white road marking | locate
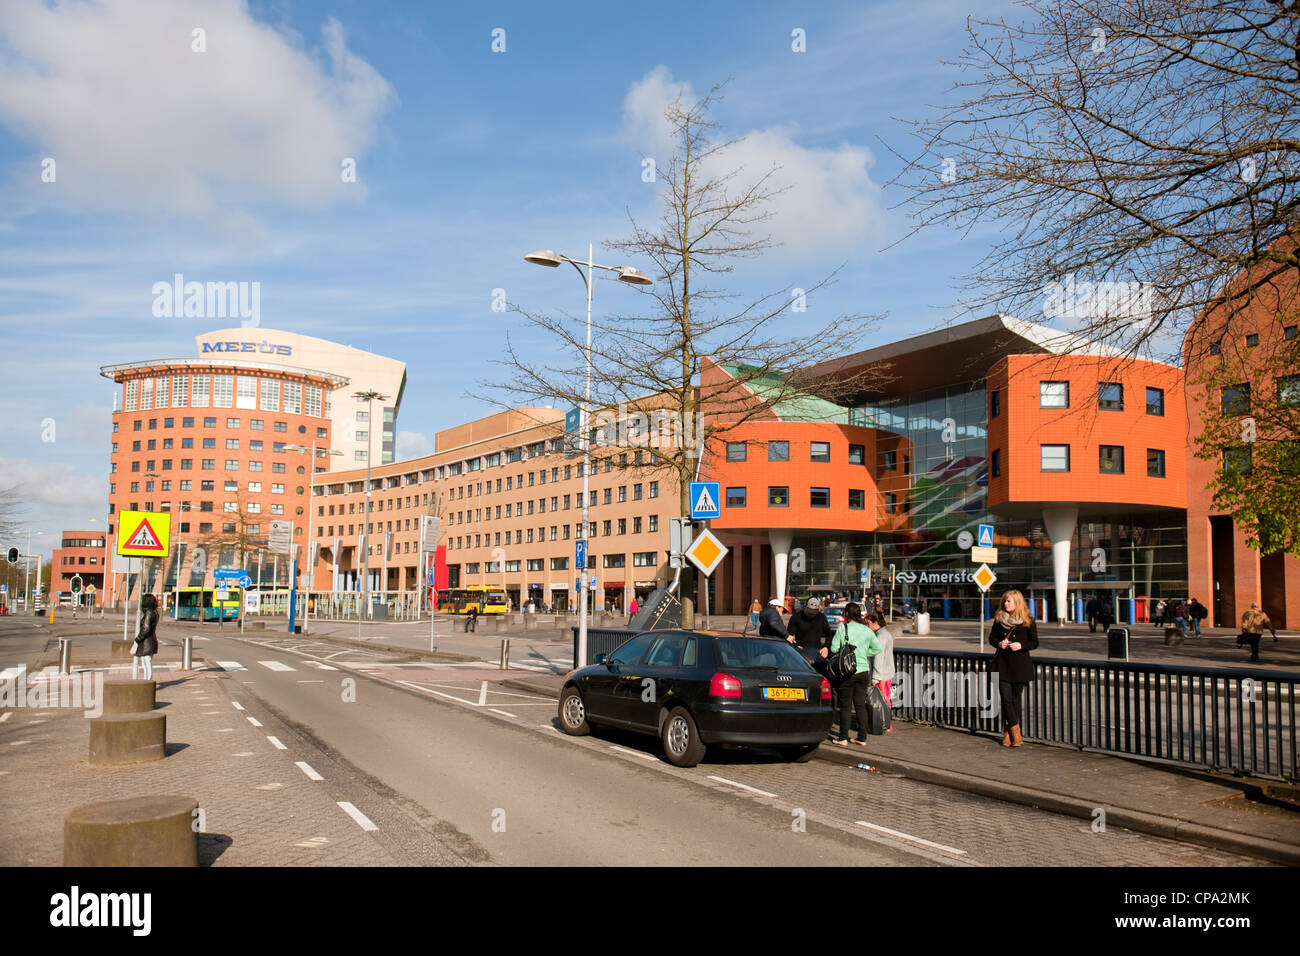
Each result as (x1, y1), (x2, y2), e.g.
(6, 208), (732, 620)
(294, 836), (330, 849)
(854, 820), (967, 855)
(267, 735), (287, 750)
(0, 712), (10, 723)
(295, 761), (324, 781)
(478, 681), (488, 706)
(216, 728), (234, 733)
(215, 661), (245, 671)
(488, 708), (518, 718)
(296, 680), (324, 683)
(256, 782), (283, 791)
(337, 801), (378, 831)
(247, 717), (263, 727)
(231, 701), (244, 710)
(609, 745), (656, 761)
(258, 660), (296, 672)
(10, 740), (31, 746)
(233, 751), (254, 756)
(306, 661), (338, 670)
(708, 775), (778, 798)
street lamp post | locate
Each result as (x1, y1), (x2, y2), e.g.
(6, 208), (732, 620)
(169, 501), (191, 620)
(287, 442), (342, 632)
(352, 391), (388, 623)
(524, 246), (651, 667)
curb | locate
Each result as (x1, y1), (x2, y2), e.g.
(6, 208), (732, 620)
(498, 675), (1300, 866)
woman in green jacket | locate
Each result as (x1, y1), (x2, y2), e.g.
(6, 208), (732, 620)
(820, 602), (882, 745)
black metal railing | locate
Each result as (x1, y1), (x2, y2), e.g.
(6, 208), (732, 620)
(892, 649), (1298, 780)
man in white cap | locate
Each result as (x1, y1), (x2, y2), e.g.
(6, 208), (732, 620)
(758, 597), (788, 639)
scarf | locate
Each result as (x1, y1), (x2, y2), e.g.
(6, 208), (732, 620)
(995, 609), (1022, 630)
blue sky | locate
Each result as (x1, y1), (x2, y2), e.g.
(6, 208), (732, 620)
(0, 0), (1017, 554)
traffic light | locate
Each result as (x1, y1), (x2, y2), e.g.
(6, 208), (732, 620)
(70, 576), (82, 593)
(6, 547), (16, 563)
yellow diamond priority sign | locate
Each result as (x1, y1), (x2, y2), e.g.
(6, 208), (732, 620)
(683, 527), (729, 577)
(116, 510), (172, 557)
(973, 563), (997, 593)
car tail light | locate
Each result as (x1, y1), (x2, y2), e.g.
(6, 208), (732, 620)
(820, 678), (832, 700)
(709, 672), (742, 698)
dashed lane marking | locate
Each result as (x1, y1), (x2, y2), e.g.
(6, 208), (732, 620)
(231, 701), (244, 710)
(708, 775), (778, 798)
(854, 820), (967, 856)
(337, 801), (378, 832)
(305, 661), (338, 670)
(489, 708), (518, 718)
(247, 717), (263, 727)
(267, 735), (287, 750)
(0, 713), (10, 723)
(295, 761), (324, 781)
(609, 745), (656, 761)
(258, 660), (296, 672)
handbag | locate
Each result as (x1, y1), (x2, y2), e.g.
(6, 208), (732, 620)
(825, 624), (858, 682)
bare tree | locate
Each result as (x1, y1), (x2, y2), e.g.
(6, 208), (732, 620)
(888, 0), (1300, 363)
(484, 83), (890, 622)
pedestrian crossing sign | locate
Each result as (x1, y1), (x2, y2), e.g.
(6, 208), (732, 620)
(977, 523), (994, 548)
(689, 481), (721, 519)
(116, 510), (172, 557)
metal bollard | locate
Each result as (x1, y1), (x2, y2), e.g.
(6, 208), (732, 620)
(58, 639), (72, 675)
(499, 638), (510, 670)
(182, 636), (193, 671)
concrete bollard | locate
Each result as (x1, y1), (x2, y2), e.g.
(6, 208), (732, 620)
(89, 712), (166, 766)
(101, 679), (157, 715)
(64, 795), (199, 867)
(524, 615), (538, 631)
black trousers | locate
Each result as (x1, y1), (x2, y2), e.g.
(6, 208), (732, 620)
(838, 672), (874, 741)
(999, 680), (1027, 729)
(1239, 632), (1261, 661)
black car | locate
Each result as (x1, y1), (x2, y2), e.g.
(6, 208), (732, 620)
(558, 629), (833, 767)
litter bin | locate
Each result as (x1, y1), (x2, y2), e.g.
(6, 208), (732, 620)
(915, 611), (931, 636)
(369, 598), (388, 621)
(1106, 626), (1129, 661)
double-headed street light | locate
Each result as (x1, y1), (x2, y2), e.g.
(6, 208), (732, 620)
(524, 245), (652, 668)
(353, 391), (389, 619)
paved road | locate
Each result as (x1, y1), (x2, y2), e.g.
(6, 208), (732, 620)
(195, 631), (1268, 867)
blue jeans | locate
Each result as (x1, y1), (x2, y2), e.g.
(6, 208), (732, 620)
(1191, 618), (1201, 637)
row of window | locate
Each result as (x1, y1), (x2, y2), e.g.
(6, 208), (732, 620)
(725, 441), (867, 464)
(321, 514), (663, 548)
(459, 552), (658, 574)
(1208, 325), (1298, 354)
(1220, 377), (1300, 415)
(123, 375), (325, 417)
(123, 460), (303, 476)
(723, 486), (868, 509)
(443, 477), (660, 502)
(60, 555), (100, 564)
(119, 415), (322, 433)
(113, 480), (290, 496)
(992, 382), (1167, 415)
(988, 446), (1167, 477)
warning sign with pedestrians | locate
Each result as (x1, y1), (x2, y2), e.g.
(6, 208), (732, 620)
(116, 510), (172, 557)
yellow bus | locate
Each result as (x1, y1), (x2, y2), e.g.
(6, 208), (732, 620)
(174, 586), (241, 622)
(436, 586), (509, 615)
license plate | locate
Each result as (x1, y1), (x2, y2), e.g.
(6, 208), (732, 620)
(763, 687), (806, 701)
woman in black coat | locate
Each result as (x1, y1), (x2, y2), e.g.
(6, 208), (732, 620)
(133, 593), (159, 681)
(988, 589), (1038, 747)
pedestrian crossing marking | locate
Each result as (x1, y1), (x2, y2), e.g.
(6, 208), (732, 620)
(215, 661), (246, 671)
(258, 660), (296, 672)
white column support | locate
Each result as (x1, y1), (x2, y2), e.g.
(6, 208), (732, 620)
(1042, 505), (1079, 626)
(769, 529), (793, 603)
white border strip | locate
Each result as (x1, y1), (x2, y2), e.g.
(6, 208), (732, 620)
(854, 820), (966, 855)
(337, 801), (378, 831)
(708, 775), (778, 798)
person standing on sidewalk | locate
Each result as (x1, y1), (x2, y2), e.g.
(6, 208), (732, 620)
(464, 604), (478, 633)
(819, 603), (882, 745)
(1238, 603), (1277, 662)
(787, 596), (833, 652)
(1187, 597), (1207, 638)
(748, 597), (762, 633)
(865, 609), (895, 733)
(132, 593), (159, 681)
(989, 589), (1038, 748)
(758, 598), (788, 639)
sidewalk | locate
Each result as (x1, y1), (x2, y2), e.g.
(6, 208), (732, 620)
(501, 669), (1300, 865)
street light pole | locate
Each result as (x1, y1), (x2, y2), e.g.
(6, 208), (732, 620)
(523, 247), (651, 668)
(352, 392), (388, 625)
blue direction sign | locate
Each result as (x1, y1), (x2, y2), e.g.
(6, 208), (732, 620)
(214, 568), (242, 580)
(977, 524), (994, 548)
(689, 481), (721, 519)
(565, 407), (580, 434)
(860, 568), (870, 584)
(428, 569), (437, 587)
(575, 540), (586, 572)
(237, 574), (252, 589)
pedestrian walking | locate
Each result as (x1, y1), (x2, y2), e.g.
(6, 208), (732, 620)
(988, 589), (1038, 748)
(464, 604), (478, 633)
(1238, 603), (1277, 662)
(1154, 598), (1166, 628)
(864, 609), (895, 733)
(819, 603), (882, 745)
(1187, 598), (1207, 638)
(758, 598), (788, 639)
(1085, 595), (1101, 632)
(748, 597), (762, 633)
(1172, 599), (1187, 636)
(132, 593), (159, 681)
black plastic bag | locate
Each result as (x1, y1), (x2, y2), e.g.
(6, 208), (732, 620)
(866, 684), (891, 735)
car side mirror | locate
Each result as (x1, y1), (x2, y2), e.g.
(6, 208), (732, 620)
(594, 653), (608, 665)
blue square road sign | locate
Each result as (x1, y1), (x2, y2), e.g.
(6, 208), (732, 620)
(977, 524), (994, 548)
(689, 482), (721, 519)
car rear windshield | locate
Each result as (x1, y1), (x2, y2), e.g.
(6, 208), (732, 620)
(714, 638), (811, 670)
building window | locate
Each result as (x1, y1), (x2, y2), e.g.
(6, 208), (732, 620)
(649, 481), (658, 498)
(1098, 382), (1124, 411)
(885, 492), (897, 514)
(1041, 445), (1070, 472)
(848, 443), (865, 465)
(726, 442), (746, 462)
(1285, 325), (1297, 340)
(1277, 374), (1300, 406)
(1223, 446), (1252, 475)
(550, 557), (568, 571)
(810, 442), (830, 462)
(1147, 449), (1166, 477)
(848, 489), (865, 510)
(213, 375), (233, 408)
(1040, 381), (1069, 408)
(226, 439), (239, 450)
(883, 450), (896, 470)
(1209, 341), (1222, 355)
(810, 487), (830, 507)
(768, 441), (789, 462)
(648, 515), (658, 533)
(990, 390), (1000, 417)
(1246, 333), (1259, 347)
(768, 486), (788, 506)
(726, 487), (746, 507)
(1145, 387), (1165, 416)
(991, 449), (1001, 478)
(603, 553), (625, 569)
(1099, 445), (1125, 474)
(1221, 383), (1251, 416)
(617, 518), (626, 535)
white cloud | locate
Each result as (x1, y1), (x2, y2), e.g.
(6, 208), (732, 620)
(621, 67), (883, 260)
(0, 0), (397, 223)
(395, 430), (431, 459)
(0, 457), (106, 516)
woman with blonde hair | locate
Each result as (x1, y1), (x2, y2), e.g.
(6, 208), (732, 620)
(988, 589), (1038, 747)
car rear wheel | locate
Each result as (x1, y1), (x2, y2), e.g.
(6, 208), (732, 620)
(558, 686), (591, 736)
(661, 707), (706, 767)
(781, 744), (820, 763)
